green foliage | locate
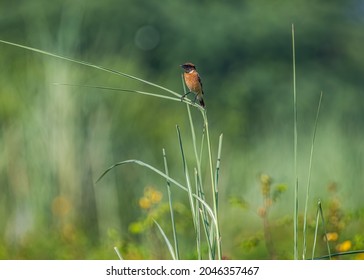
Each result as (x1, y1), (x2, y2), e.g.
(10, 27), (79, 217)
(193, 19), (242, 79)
(1, 0), (364, 259)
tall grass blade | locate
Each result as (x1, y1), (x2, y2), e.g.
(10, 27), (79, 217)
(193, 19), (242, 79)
(176, 125), (208, 257)
(176, 125), (197, 228)
(215, 134), (223, 191)
(181, 75), (212, 258)
(0, 39), (180, 97)
(184, 91), (205, 203)
(302, 91), (323, 260)
(153, 219), (176, 260)
(318, 201), (331, 259)
(212, 133), (223, 248)
(292, 23), (299, 260)
(199, 209), (213, 259)
(162, 148), (179, 260)
(195, 168), (214, 260)
(186, 103), (202, 181)
(194, 169), (202, 259)
(312, 200), (331, 260)
(202, 110), (222, 260)
(199, 125), (206, 163)
(312, 201), (320, 259)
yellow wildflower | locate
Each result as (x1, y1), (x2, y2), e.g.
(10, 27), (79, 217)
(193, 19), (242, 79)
(325, 232), (339, 242)
(336, 240), (352, 252)
(139, 197), (152, 209)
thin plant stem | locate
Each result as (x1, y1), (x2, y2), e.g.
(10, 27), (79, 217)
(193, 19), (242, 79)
(154, 220), (176, 260)
(176, 125), (197, 228)
(163, 148), (179, 260)
(292, 23), (299, 260)
(199, 126), (206, 163)
(312, 200), (331, 260)
(302, 91), (323, 260)
(313, 250), (364, 260)
(202, 110), (222, 260)
(54, 83), (181, 102)
(318, 201), (331, 259)
(181, 74), (215, 259)
(312, 201), (320, 260)
(194, 168), (202, 259)
(180, 74), (204, 179)
(215, 134), (223, 192)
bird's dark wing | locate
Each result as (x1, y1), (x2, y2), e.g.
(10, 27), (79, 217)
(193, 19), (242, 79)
(198, 74), (204, 95)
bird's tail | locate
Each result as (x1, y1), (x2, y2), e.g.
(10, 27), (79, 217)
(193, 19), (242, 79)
(199, 91), (205, 108)
(199, 97), (205, 108)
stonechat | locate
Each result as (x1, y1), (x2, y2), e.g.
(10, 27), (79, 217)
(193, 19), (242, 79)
(180, 62), (205, 108)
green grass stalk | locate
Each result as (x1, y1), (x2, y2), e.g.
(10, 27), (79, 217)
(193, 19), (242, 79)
(163, 148), (179, 260)
(176, 125), (197, 229)
(54, 83), (181, 102)
(202, 110), (222, 260)
(318, 201), (331, 259)
(154, 219), (177, 260)
(313, 250), (364, 260)
(181, 77), (213, 258)
(194, 168), (203, 259)
(312, 200), (320, 259)
(302, 92), (323, 260)
(312, 200), (331, 260)
(292, 23), (299, 260)
(180, 74), (221, 259)
(215, 134), (223, 197)
(114, 247), (123, 260)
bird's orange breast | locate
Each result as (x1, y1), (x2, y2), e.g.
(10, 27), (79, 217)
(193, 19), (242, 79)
(184, 71), (202, 94)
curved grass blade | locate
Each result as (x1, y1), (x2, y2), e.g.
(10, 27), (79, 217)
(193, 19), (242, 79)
(54, 83), (181, 102)
(95, 159), (218, 230)
(154, 219), (176, 260)
(0, 39), (179, 97)
(313, 250), (364, 260)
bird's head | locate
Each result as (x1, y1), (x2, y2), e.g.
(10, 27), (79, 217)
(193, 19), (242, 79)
(180, 62), (196, 73)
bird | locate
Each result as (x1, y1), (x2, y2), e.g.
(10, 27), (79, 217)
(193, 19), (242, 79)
(180, 62), (205, 108)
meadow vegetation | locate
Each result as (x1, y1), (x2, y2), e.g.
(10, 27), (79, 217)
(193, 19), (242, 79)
(1, 0), (364, 259)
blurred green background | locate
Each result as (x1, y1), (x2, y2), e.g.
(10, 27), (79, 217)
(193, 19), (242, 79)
(1, 0), (364, 259)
